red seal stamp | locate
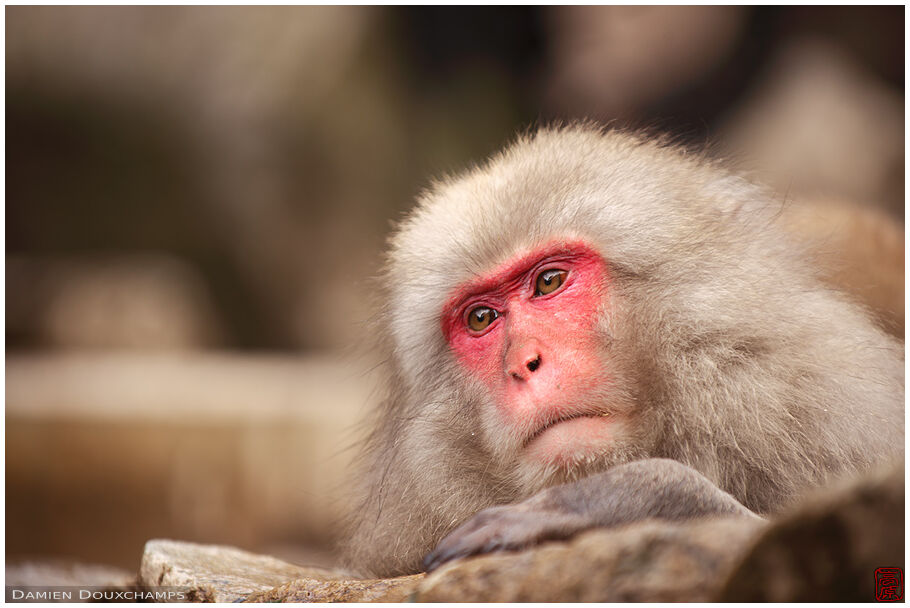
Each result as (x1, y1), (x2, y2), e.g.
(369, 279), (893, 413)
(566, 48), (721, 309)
(875, 567), (903, 601)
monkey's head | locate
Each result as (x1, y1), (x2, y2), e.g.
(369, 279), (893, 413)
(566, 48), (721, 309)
(348, 124), (902, 576)
(380, 125), (793, 493)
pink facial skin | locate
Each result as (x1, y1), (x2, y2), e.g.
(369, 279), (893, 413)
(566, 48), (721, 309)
(441, 240), (616, 467)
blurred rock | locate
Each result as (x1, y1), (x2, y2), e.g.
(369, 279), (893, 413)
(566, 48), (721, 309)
(5, 561), (135, 588)
(6, 7), (402, 351)
(719, 462), (904, 601)
(7, 255), (224, 350)
(544, 6), (746, 120)
(6, 352), (378, 570)
(6, 7), (371, 116)
(721, 39), (904, 217)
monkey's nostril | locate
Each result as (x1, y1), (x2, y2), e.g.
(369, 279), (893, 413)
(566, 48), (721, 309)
(526, 356), (541, 372)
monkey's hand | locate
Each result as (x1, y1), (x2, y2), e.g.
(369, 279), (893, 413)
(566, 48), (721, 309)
(423, 458), (760, 572)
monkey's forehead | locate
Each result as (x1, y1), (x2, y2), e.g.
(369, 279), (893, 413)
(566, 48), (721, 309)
(388, 126), (758, 293)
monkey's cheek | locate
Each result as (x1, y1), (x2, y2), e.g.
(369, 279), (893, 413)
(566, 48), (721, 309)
(523, 415), (616, 467)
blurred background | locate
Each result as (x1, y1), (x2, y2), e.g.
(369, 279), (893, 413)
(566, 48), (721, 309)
(6, 6), (904, 576)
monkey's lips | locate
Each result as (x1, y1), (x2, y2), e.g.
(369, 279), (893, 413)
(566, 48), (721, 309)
(522, 412), (616, 464)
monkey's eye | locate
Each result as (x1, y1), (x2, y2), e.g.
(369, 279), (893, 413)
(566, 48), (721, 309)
(534, 269), (568, 296)
(467, 306), (499, 332)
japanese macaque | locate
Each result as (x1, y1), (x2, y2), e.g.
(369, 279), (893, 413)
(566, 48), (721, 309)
(343, 125), (904, 577)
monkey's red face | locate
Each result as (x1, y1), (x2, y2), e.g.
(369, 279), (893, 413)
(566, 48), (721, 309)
(442, 241), (618, 468)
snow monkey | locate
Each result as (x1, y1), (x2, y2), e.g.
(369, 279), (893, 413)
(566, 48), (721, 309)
(343, 125), (904, 577)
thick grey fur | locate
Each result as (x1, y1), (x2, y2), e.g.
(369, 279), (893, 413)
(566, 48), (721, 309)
(342, 125), (904, 577)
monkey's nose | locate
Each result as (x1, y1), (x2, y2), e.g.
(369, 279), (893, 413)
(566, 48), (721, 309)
(509, 352), (542, 381)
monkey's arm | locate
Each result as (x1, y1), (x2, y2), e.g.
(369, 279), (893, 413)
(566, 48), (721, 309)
(423, 458), (762, 572)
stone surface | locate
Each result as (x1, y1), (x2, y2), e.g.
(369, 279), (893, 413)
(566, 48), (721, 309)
(139, 538), (423, 602)
(416, 517), (765, 602)
(139, 539), (345, 602)
(246, 574), (424, 602)
(719, 461), (905, 602)
(150, 521), (773, 603)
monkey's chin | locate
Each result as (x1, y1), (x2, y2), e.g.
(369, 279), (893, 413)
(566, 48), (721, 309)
(522, 415), (615, 469)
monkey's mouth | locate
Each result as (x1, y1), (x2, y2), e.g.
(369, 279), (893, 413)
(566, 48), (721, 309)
(522, 411), (612, 448)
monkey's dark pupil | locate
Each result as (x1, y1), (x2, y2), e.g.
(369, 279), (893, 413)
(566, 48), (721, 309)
(468, 307), (498, 331)
(535, 269), (567, 296)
